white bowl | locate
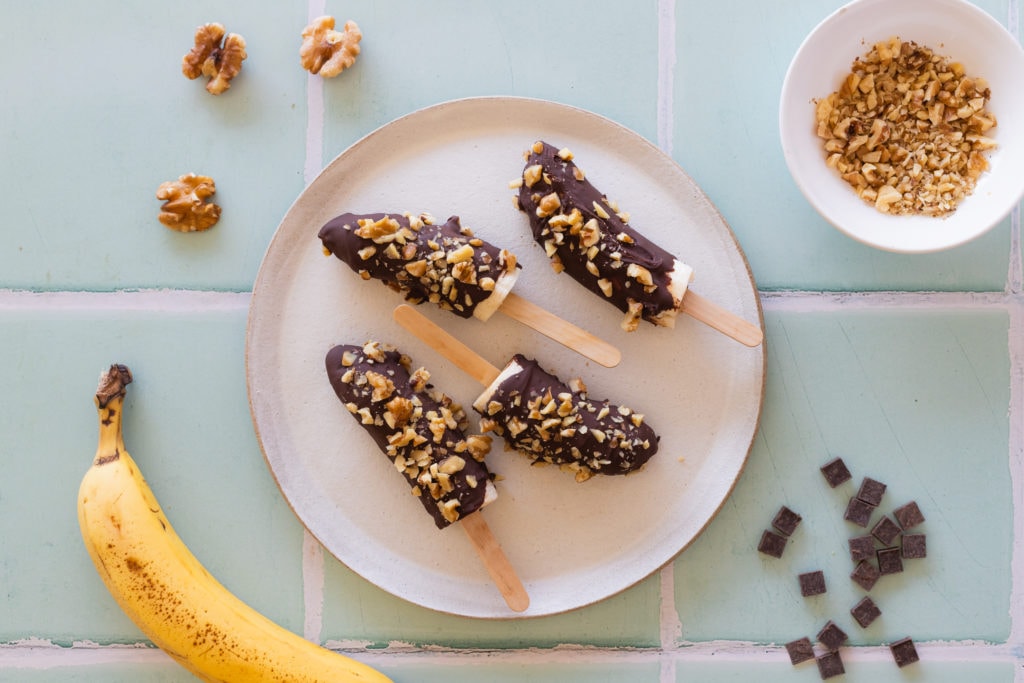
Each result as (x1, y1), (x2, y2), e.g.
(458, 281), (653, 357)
(779, 0), (1024, 253)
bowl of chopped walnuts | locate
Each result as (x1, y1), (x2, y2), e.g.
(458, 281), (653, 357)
(780, 0), (1024, 253)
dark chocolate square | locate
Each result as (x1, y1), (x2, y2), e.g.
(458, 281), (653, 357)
(821, 457), (852, 487)
(894, 501), (926, 529)
(784, 636), (815, 665)
(799, 570), (827, 597)
(877, 546), (904, 575)
(856, 477), (886, 506)
(850, 559), (880, 591)
(851, 596), (882, 627)
(871, 515), (902, 546)
(816, 620), (848, 652)
(758, 529), (788, 558)
(772, 505), (802, 537)
(889, 637), (920, 667)
(849, 535), (876, 563)
(902, 533), (927, 559)
(816, 650), (845, 679)
(844, 496), (875, 527)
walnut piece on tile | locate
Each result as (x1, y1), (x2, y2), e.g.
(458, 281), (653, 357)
(156, 173), (221, 232)
(300, 16), (362, 78)
(182, 22), (247, 95)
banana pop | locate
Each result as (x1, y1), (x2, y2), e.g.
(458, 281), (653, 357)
(472, 354), (659, 483)
(319, 212), (520, 321)
(515, 141), (695, 332)
(326, 341), (497, 528)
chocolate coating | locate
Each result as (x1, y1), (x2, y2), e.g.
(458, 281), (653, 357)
(319, 212), (518, 318)
(325, 342), (493, 529)
(476, 354), (659, 481)
(516, 141), (682, 328)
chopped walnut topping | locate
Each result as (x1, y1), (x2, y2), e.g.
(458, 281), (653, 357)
(536, 192), (561, 218)
(156, 174), (221, 232)
(182, 23), (247, 95)
(815, 37), (997, 216)
(300, 16), (362, 78)
(621, 300), (644, 332)
(355, 216), (401, 242)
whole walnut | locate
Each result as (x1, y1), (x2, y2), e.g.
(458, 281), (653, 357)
(182, 23), (247, 95)
(300, 16), (362, 78)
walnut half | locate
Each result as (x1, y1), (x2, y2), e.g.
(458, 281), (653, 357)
(182, 23), (247, 95)
(300, 16), (362, 78)
(156, 174), (221, 232)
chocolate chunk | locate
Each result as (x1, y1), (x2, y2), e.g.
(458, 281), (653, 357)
(902, 533), (927, 559)
(856, 477), (886, 506)
(816, 620), (848, 651)
(871, 515), (902, 546)
(844, 496), (875, 527)
(849, 535), (876, 563)
(820, 457), (852, 487)
(851, 596), (882, 627)
(772, 505), (802, 536)
(816, 651), (845, 679)
(889, 637), (920, 667)
(893, 501), (926, 529)
(877, 546), (904, 575)
(758, 529), (788, 558)
(785, 637), (815, 665)
(799, 570), (827, 597)
(851, 559), (880, 591)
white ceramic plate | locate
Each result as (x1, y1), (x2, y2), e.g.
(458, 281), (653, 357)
(780, 0), (1024, 253)
(246, 97), (765, 618)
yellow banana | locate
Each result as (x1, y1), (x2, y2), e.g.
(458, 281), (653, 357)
(77, 364), (392, 683)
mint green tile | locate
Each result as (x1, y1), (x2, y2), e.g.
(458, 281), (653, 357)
(674, 0), (1012, 291)
(381, 660), (661, 683)
(0, 2), (307, 291)
(674, 309), (1011, 643)
(0, 309), (305, 643)
(674, 657), (1012, 682)
(0, 659), (189, 683)
(321, 555), (661, 648)
(321, 0), (658, 162)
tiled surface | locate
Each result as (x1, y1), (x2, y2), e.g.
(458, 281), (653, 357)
(2, 2), (1022, 683)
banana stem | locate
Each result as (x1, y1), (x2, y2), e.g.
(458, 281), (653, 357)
(94, 364), (132, 465)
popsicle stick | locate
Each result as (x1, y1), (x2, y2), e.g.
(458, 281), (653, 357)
(681, 291), (763, 348)
(394, 304), (501, 386)
(498, 293), (621, 368)
(460, 512), (530, 612)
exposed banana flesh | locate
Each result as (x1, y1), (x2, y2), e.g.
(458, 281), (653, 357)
(77, 364), (392, 683)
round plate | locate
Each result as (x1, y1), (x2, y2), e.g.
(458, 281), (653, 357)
(246, 97), (765, 618)
(779, 0), (1024, 253)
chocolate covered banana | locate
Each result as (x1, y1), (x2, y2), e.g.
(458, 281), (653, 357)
(326, 341), (496, 529)
(515, 141), (694, 332)
(472, 354), (659, 482)
(319, 212), (519, 321)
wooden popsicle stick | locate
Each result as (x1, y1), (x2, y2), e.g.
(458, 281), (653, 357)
(681, 291), (764, 348)
(498, 293), (621, 368)
(460, 512), (530, 612)
(394, 304), (501, 386)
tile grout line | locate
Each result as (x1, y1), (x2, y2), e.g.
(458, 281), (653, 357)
(1005, 3), (1023, 676)
(2, 639), (1019, 668)
(656, 3), (681, 683)
(302, 0), (328, 646)
(0, 288), (1016, 312)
